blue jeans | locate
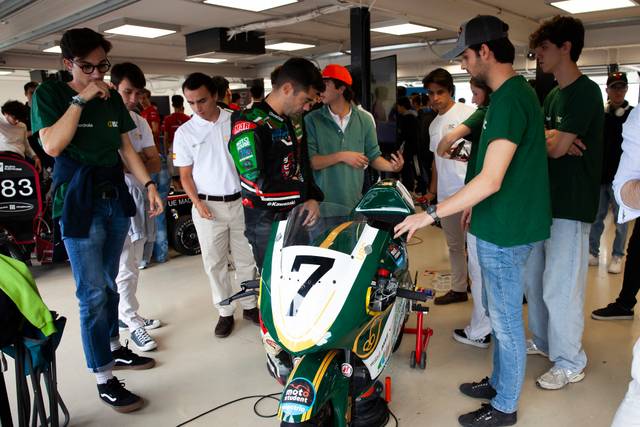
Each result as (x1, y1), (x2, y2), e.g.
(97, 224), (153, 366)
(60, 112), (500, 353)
(149, 163), (169, 263)
(524, 218), (590, 373)
(589, 184), (629, 257)
(476, 237), (537, 414)
(61, 199), (129, 372)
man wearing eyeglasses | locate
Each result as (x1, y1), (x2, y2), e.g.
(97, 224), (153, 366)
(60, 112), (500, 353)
(31, 27), (162, 413)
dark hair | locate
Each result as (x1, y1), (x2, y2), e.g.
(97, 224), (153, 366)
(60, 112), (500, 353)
(422, 68), (455, 96)
(231, 92), (240, 103)
(142, 88), (151, 97)
(327, 78), (354, 102)
(60, 28), (112, 60)
(420, 93), (429, 105)
(529, 16), (584, 62)
(397, 96), (412, 110)
(110, 62), (146, 89)
(1, 100), (28, 122)
(271, 58), (325, 93)
(182, 72), (218, 98)
(171, 94), (184, 108)
(24, 81), (38, 94)
(250, 84), (264, 99)
(397, 86), (407, 97)
(469, 37), (515, 64)
(211, 76), (229, 99)
(469, 77), (492, 106)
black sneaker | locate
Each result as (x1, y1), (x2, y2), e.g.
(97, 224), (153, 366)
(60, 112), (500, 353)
(215, 315), (234, 338)
(460, 377), (497, 400)
(243, 308), (260, 325)
(459, 404), (516, 427)
(591, 302), (634, 320)
(97, 377), (144, 413)
(435, 290), (468, 305)
(112, 342), (155, 370)
(453, 329), (491, 349)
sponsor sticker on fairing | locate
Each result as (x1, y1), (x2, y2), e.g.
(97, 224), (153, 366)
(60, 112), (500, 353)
(281, 378), (316, 416)
(232, 121), (256, 134)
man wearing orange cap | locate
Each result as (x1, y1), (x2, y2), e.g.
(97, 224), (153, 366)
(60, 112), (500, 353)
(304, 64), (404, 209)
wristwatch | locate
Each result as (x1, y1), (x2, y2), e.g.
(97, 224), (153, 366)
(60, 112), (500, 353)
(425, 204), (441, 225)
(71, 95), (87, 107)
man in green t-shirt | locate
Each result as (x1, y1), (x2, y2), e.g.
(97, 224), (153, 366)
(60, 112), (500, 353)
(395, 15), (551, 427)
(31, 28), (162, 413)
(305, 64), (403, 209)
(525, 16), (604, 392)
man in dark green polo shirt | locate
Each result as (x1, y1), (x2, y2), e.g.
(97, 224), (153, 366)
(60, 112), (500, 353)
(525, 15), (604, 391)
(394, 15), (551, 427)
(304, 64), (403, 209)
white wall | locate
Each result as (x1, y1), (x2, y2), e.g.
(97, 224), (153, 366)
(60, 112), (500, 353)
(0, 77), (32, 106)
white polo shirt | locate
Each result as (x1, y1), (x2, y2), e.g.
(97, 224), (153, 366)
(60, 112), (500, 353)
(172, 108), (241, 196)
(128, 111), (155, 153)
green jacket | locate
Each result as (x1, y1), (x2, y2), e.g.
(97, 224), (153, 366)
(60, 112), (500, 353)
(305, 105), (382, 208)
(0, 255), (56, 337)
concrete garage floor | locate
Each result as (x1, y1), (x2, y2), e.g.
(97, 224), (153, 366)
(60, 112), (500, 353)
(5, 218), (639, 427)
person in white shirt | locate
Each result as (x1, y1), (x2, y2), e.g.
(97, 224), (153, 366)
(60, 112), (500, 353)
(423, 68), (476, 306)
(0, 100), (41, 172)
(173, 72), (258, 339)
(608, 106), (640, 426)
(110, 63), (163, 352)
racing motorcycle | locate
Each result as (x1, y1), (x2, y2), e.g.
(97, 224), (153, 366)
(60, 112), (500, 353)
(224, 180), (432, 426)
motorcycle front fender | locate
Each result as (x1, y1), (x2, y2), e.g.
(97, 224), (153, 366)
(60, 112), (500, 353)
(278, 350), (351, 426)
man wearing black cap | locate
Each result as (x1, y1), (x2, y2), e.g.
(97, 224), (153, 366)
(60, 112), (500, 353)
(394, 15), (551, 426)
(525, 16), (604, 391)
(588, 72), (632, 274)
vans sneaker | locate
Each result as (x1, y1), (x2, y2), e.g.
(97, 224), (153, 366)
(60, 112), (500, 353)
(526, 339), (548, 357)
(142, 318), (162, 330)
(97, 377), (143, 413)
(608, 256), (623, 274)
(131, 327), (157, 352)
(112, 342), (155, 370)
(536, 366), (585, 390)
(453, 329), (491, 349)
(458, 403), (516, 427)
(118, 319), (128, 331)
(592, 302), (634, 320)
(459, 377), (497, 400)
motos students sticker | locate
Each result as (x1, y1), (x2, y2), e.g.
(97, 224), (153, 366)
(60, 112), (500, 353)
(281, 378), (316, 416)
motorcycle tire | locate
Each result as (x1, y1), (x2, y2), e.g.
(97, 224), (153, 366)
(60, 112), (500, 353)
(392, 327), (404, 353)
(172, 215), (200, 256)
(280, 402), (333, 427)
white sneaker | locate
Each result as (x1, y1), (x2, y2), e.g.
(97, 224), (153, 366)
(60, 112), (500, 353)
(142, 318), (162, 330)
(130, 327), (157, 352)
(608, 256), (623, 274)
(588, 254), (599, 266)
(536, 366), (585, 390)
(526, 339), (548, 357)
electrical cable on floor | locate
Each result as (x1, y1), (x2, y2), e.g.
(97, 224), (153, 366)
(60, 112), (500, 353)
(389, 408), (400, 426)
(175, 392), (281, 426)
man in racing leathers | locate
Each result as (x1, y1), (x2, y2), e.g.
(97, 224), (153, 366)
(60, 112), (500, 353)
(229, 57), (325, 383)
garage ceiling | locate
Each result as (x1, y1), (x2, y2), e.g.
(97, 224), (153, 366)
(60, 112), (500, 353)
(1, 0), (640, 80)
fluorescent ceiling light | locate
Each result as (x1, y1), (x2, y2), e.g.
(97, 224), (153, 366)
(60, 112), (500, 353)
(100, 18), (179, 39)
(265, 42), (315, 51)
(0, 70), (14, 76)
(548, 0), (637, 13)
(372, 23), (437, 35)
(42, 45), (61, 54)
(202, 0), (298, 12)
(185, 57), (227, 64)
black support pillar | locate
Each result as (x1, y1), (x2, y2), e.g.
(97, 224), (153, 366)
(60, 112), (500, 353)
(534, 60), (556, 105)
(350, 7), (371, 110)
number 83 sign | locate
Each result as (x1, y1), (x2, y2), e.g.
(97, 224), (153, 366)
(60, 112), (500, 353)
(0, 158), (40, 220)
